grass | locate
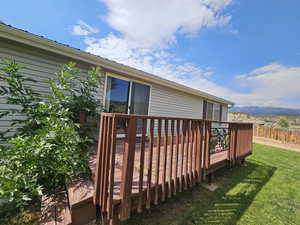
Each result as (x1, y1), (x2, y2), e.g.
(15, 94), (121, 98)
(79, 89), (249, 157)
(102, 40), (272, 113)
(1, 143), (299, 225)
(123, 143), (300, 225)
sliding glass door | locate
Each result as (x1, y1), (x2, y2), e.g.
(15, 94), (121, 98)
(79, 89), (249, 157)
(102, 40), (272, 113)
(105, 77), (130, 113)
(105, 76), (150, 115)
(129, 82), (150, 115)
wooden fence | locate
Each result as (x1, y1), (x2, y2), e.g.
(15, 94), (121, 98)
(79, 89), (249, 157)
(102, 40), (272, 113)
(94, 113), (253, 224)
(253, 125), (300, 145)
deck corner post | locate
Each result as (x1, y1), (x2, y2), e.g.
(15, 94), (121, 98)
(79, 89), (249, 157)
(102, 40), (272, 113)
(204, 121), (211, 170)
(233, 125), (239, 166)
(196, 121), (204, 183)
(119, 117), (137, 221)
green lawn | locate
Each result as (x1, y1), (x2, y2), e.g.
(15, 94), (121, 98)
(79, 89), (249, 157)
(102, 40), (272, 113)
(123, 144), (300, 225)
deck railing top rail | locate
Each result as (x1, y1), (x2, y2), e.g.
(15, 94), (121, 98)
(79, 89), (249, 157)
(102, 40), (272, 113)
(100, 113), (253, 125)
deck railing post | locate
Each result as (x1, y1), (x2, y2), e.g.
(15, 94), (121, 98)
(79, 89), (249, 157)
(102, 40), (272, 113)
(228, 123), (235, 166)
(195, 121), (203, 183)
(202, 120), (211, 180)
(107, 116), (117, 219)
(119, 117), (137, 221)
(93, 115), (104, 206)
(234, 125), (239, 163)
(146, 118), (154, 208)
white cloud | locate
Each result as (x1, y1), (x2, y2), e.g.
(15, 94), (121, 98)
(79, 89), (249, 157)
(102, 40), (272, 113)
(101, 0), (233, 48)
(85, 34), (233, 99)
(86, 34), (300, 108)
(235, 63), (300, 108)
(72, 20), (99, 36)
(81, 0), (235, 100)
(73, 0), (300, 108)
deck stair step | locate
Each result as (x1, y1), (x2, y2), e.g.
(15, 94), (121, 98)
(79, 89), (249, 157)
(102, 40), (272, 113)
(40, 151), (99, 225)
(40, 191), (72, 225)
(67, 177), (96, 225)
(65, 153), (99, 225)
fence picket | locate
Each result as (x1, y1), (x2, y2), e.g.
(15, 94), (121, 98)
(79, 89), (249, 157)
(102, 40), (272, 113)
(154, 119), (161, 205)
(169, 120), (175, 198)
(174, 120), (180, 195)
(146, 119), (154, 208)
(119, 118), (137, 220)
(138, 118), (147, 213)
(162, 119), (169, 201)
(180, 120), (186, 192)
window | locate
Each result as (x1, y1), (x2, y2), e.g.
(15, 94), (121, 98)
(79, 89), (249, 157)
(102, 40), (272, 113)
(206, 102), (213, 120)
(203, 100), (213, 120)
(203, 101), (223, 121)
(130, 82), (150, 115)
(105, 76), (150, 115)
(213, 103), (220, 121)
(105, 77), (130, 113)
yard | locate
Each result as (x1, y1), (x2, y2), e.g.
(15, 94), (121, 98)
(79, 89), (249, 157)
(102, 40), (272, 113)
(1, 143), (299, 225)
(123, 143), (300, 225)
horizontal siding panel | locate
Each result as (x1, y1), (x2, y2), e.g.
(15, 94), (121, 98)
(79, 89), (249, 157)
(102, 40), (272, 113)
(149, 85), (203, 119)
(0, 120), (24, 127)
(0, 44), (70, 69)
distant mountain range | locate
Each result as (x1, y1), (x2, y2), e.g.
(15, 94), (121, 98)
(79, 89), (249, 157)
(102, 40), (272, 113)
(229, 106), (300, 116)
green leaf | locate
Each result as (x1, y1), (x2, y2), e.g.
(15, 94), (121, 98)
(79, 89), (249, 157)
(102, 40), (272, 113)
(22, 195), (31, 201)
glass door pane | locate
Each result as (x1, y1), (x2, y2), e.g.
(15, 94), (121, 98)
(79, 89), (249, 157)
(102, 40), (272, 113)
(105, 77), (130, 113)
(206, 102), (213, 120)
(130, 82), (150, 115)
(105, 76), (130, 135)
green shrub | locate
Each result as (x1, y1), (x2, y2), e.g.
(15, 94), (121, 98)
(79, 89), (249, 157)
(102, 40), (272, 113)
(277, 116), (289, 128)
(0, 61), (41, 139)
(0, 60), (102, 208)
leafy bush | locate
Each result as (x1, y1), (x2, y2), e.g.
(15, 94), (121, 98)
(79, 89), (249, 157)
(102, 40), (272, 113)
(0, 60), (102, 208)
(0, 61), (41, 139)
(68, 66), (103, 120)
(277, 116), (289, 128)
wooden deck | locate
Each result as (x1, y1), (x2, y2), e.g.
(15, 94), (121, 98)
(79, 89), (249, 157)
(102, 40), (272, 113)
(46, 113), (253, 225)
(92, 113), (253, 225)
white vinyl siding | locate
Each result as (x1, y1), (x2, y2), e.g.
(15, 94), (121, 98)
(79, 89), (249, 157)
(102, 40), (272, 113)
(0, 39), (105, 134)
(149, 85), (203, 119)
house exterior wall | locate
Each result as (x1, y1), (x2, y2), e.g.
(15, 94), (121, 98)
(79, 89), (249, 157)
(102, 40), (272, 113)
(149, 84), (203, 119)
(0, 38), (104, 134)
(0, 37), (229, 136)
(148, 83), (229, 122)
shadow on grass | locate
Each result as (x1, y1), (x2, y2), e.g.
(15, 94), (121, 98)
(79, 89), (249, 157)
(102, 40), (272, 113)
(123, 159), (276, 225)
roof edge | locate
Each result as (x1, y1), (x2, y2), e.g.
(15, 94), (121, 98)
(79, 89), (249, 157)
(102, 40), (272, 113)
(0, 23), (234, 105)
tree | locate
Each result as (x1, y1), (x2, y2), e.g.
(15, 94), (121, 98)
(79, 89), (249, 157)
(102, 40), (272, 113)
(277, 116), (289, 128)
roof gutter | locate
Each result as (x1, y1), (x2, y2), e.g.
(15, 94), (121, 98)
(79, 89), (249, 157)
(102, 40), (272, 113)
(0, 23), (234, 105)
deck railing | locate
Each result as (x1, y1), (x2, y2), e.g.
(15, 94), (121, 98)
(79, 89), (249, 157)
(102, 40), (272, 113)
(93, 113), (253, 224)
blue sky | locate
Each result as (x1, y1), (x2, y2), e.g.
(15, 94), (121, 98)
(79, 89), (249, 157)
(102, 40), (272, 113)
(1, 0), (300, 108)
